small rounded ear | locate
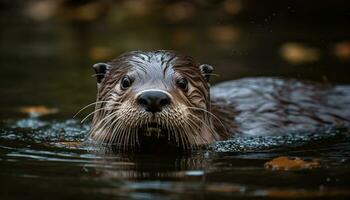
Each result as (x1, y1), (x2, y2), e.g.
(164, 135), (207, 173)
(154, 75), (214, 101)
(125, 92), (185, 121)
(93, 63), (111, 83)
(199, 64), (214, 82)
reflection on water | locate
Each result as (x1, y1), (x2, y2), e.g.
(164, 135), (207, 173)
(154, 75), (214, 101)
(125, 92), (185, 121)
(1, 118), (350, 199)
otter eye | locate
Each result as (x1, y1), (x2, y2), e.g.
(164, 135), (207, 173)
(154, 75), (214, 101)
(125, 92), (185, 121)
(121, 75), (132, 90)
(176, 78), (188, 91)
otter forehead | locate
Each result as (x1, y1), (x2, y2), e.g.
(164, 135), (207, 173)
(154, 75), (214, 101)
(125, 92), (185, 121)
(108, 50), (202, 89)
(110, 50), (198, 74)
(128, 53), (177, 83)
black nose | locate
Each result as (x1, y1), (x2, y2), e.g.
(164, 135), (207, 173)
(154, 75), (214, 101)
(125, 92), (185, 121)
(137, 91), (171, 113)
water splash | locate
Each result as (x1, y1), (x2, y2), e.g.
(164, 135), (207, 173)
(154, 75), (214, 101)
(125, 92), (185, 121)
(1, 118), (89, 143)
(1, 118), (349, 153)
(210, 127), (349, 152)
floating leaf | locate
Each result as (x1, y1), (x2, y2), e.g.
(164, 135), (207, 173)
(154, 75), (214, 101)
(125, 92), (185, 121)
(19, 106), (58, 118)
(265, 156), (320, 170)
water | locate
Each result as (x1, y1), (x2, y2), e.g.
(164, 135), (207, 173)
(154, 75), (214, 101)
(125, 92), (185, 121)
(1, 1), (350, 199)
(1, 118), (350, 199)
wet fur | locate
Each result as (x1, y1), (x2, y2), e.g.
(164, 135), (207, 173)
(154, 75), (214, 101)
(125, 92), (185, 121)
(89, 50), (231, 149)
(88, 50), (350, 150)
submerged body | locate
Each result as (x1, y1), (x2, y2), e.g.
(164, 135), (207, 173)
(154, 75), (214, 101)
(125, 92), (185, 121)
(88, 50), (350, 149)
(211, 78), (350, 136)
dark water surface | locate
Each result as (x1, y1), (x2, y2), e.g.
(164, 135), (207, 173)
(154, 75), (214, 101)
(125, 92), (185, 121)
(1, 118), (350, 199)
(1, 1), (350, 199)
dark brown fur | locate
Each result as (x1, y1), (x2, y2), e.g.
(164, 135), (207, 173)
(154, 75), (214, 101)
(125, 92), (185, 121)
(89, 50), (235, 149)
(88, 50), (350, 149)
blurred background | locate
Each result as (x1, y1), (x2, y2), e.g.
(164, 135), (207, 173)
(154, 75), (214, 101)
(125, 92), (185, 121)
(0, 0), (350, 119)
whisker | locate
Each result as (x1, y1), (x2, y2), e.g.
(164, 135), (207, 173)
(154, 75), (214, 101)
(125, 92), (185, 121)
(73, 101), (118, 118)
(90, 111), (119, 141)
(185, 106), (227, 134)
(110, 120), (122, 145)
(186, 117), (209, 146)
(81, 106), (114, 123)
(104, 114), (124, 145)
(175, 121), (188, 149)
(187, 112), (219, 141)
(105, 117), (118, 145)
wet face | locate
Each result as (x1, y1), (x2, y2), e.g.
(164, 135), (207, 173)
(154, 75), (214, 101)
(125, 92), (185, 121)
(90, 50), (219, 149)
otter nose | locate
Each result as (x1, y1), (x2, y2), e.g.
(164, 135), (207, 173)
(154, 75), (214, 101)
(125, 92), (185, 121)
(137, 91), (171, 113)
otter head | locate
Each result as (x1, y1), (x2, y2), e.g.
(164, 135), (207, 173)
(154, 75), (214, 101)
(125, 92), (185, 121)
(89, 50), (228, 150)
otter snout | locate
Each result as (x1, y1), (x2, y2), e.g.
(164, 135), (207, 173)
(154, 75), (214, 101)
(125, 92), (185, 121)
(137, 90), (171, 113)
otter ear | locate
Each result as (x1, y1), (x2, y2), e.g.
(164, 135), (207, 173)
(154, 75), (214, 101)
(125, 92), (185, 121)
(93, 63), (111, 83)
(199, 64), (214, 82)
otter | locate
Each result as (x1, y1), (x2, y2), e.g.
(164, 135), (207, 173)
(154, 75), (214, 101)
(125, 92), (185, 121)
(88, 50), (350, 150)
